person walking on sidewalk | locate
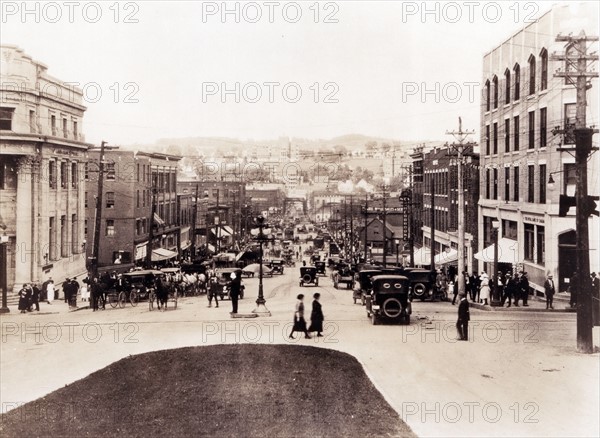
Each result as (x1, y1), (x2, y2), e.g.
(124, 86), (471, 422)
(208, 277), (219, 308)
(544, 273), (556, 310)
(30, 283), (40, 311)
(479, 273), (490, 305)
(456, 292), (470, 341)
(520, 272), (530, 307)
(18, 284), (29, 314)
(46, 278), (55, 304)
(308, 293), (324, 337)
(289, 294), (311, 339)
(450, 281), (457, 305)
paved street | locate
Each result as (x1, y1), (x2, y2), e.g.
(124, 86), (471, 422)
(1, 264), (598, 437)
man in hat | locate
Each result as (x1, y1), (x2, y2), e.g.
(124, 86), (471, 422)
(544, 273), (556, 310)
(456, 292), (470, 341)
(519, 272), (530, 307)
(229, 272), (241, 314)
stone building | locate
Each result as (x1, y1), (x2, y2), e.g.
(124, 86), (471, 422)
(0, 45), (91, 294)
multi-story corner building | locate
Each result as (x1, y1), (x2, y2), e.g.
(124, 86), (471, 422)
(479, 2), (599, 294)
(85, 150), (181, 269)
(0, 45), (91, 294)
(419, 146), (480, 274)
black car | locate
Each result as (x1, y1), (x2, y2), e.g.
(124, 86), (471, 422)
(268, 259), (285, 275)
(365, 275), (412, 325)
(299, 266), (319, 287)
(352, 269), (382, 305)
(212, 268), (245, 299)
(314, 261), (326, 276)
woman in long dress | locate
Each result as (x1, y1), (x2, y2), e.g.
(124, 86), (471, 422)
(289, 294), (311, 339)
(479, 273), (490, 305)
(308, 293), (324, 337)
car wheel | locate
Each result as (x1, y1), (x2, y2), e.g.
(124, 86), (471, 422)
(413, 282), (426, 299)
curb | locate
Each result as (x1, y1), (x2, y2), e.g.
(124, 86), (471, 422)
(469, 302), (575, 313)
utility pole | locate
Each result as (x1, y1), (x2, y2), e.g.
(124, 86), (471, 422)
(91, 140), (107, 279)
(363, 194), (368, 261)
(191, 182), (199, 260)
(446, 117), (475, 297)
(430, 174), (436, 271)
(553, 31), (599, 353)
(382, 185), (388, 268)
(146, 171), (157, 268)
(350, 195), (354, 264)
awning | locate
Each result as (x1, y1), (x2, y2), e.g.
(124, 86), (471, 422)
(475, 238), (521, 264)
(153, 213), (165, 226)
(135, 242), (148, 260)
(151, 248), (178, 262)
(211, 225), (233, 237)
(435, 248), (458, 265)
(413, 247), (432, 265)
(180, 241), (191, 251)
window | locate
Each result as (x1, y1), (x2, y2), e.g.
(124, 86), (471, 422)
(485, 80), (490, 111)
(528, 111), (535, 149)
(504, 167), (510, 200)
(0, 107), (14, 130)
(106, 192), (115, 208)
(63, 118), (68, 138)
(51, 114), (56, 136)
(29, 110), (36, 133)
(49, 217), (56, 261)
(540, 49), (548, 91)
(536, 225), (545, 264)
(514, 64), (520, 101)
(564, 163), (576, 196)
(106, 163), (116, 180)
(513, 116), (520, 151)
(528, 165), (535, 203)
(504, 69), (511, 104)
(504, 119), (510, 153)
(513, 167), (519, 201)
(71, 214), (78, 253)
(61, 215), (67, 257)
(60, 162), (68, 189)
(136, 190), (140, 208)
(485, 169), (490, 199)
(106, 219), (115, 236)
(485, 125), (490, 156)
(492, 75), (498, 109)
(493, 123), (498, 154)
(84, 163), (89, 180)
(537, 165), (547, 205)
(136, 219), (142, 235)
(502, 220), (518, 240)
(524, 224), (534, 261)
(493, 168), (498, 200)
(71, 163), (77, 188)
(136, 164), (140, 182)
(212, 189), (219, 197)
(564, 103), (576, 144)
(528, 55), (536, 95)
(540, 108), (547, 147)
(49, 160), (56, 189)
(73, 120), (78, 139)
(84, 219), (88, 237)
(85, 192), (88, 208)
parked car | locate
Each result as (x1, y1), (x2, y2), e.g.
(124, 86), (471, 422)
(352, 269), (382, 305)
(267, 259), (285, 275)
(213, 268), (245, 299)
(332, 263), (354, 289)
(365, 275), (412, 325)
(314, 261), (327, 276)
(299, 266), (319, 287)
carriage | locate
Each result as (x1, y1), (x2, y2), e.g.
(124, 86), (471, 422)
(148, 271), (179, 311)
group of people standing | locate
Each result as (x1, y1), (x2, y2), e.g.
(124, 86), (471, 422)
(457, 271), (531, 307)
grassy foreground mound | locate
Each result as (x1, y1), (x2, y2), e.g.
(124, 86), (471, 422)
(1, 344), (415, 437)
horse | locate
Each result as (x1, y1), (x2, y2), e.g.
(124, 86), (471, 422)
(155, 278), (169, 310)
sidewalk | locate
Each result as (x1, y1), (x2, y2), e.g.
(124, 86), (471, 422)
(469, 293), (576, 312)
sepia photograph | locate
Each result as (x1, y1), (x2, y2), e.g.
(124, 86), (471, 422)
(0, 1), (599, 437)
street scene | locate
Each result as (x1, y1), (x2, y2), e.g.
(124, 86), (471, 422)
(1, 1), (599, 437)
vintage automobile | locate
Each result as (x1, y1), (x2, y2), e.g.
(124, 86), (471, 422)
(332, 263), (354, 289)
(400, 268), (437, 301)
(213, 268), (245, 300)
(299, 266), (319, 287)
(352, 269), (382, 305)
(365, 275), (412, 325)
(267, 259), (285, 275)
(314, 261), (327, 276)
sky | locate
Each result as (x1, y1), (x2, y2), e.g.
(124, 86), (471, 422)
(0, 1), (573, 146)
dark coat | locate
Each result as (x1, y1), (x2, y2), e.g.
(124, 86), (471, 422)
(457, 298), (470, 321)
(308, 300), (324, 332)
(544, 278), (556, 297)
(18, 288), (29, 310)
(229, 278), (241, 298)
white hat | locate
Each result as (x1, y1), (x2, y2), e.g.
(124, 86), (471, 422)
(230, 272), (236, 280)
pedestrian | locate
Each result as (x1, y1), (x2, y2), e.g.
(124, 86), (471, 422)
(208, 276), (219, 308)
(229, 272), (240, 314)
(91, 278), (102, 311)
(456, 292), (469, 341)
(520, 272), (530, 307)
(70, 278), (80, 308)
(569, 270), (578, 308)
(591, 272), (600, 325)
(18, 284), (29, 313)
(24, 284), (33, 312)
(80, 278), (90, 303)
(63, 278), (71, 304)
(31, 282), (40, 311)
(450, 281), (457, 305)
(308, 293), (324, 337)
(289, 294), (311, 339)
(511, 273), (521, 306)
(501, 273), (513, 307)
(46, 278), (55, 304)
(544, 273), (556, 310)
(470, 273), (479, 303)
(479, 273), (490, 305)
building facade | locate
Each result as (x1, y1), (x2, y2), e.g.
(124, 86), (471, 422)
(479, 2), (599, 293)
(1, 45), (91, 294)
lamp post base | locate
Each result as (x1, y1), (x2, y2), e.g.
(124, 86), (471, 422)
(251, 303), (271, 316)
(0, 306), (10, 314)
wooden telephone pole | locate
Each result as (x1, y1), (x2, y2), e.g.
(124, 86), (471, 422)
(91, 141), (106, 279)
(553, 31), (599, 353)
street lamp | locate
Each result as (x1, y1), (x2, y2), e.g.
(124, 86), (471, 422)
(252, 215), (271, 316)
(491, 218), (501, 306)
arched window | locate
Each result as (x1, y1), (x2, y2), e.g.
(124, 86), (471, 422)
(564, 44), (576, 85)
(513, 63), (520, 101)
(540, 48), (548, 91)
(485, 80), (490, 112)
(492, 75), (498, 109)
(504, 69), (511, 104)
(528, 55), (536, 95)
